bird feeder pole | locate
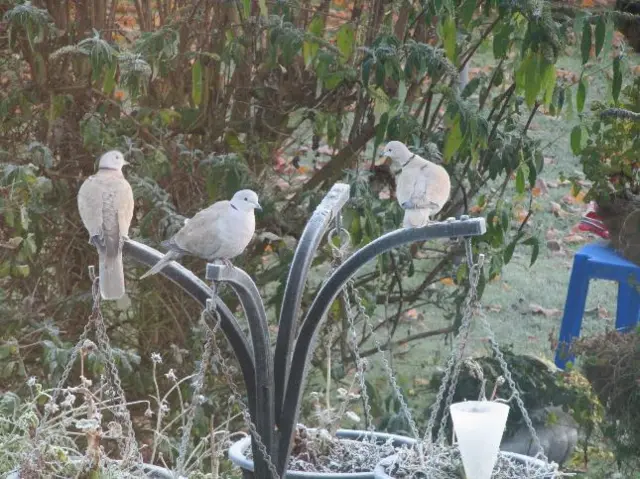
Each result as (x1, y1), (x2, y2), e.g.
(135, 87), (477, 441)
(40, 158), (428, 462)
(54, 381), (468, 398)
(124, 183), (486, 478)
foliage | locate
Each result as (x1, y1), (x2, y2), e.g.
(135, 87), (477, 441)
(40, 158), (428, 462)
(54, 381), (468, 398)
(577, 76), (640, 205)
(0, 347), (239, 477)
(0, 0), (615, 470)
(572, 327), (640, 474)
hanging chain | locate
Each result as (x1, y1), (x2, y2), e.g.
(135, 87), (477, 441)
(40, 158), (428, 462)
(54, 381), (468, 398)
(478, 313), (548, 461)
(345, 277), (422, 440)
(89, 277), (141, 467)
(203, 295), (280, 479)
(327, 221), (375, 434)
(37, 271), (141, 470)
(176, 320), (216, 474)
(423, 238), (482, 446)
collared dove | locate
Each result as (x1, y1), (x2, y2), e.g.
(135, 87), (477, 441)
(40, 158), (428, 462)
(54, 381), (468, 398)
(381, 141), (451, 228)
(140, 189), (261, 279)
(77, 150), (134, 300)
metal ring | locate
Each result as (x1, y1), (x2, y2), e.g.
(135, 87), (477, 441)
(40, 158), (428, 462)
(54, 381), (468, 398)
(327, 227), (351, 253)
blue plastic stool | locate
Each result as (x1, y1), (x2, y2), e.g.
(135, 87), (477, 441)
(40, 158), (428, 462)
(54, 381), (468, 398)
(554, 242), (640, 369)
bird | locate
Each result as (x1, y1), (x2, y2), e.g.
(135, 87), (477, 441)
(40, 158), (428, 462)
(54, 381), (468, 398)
(139, 189), (261, 279)
(77, 150), (134, 300)
(380, 141), (451, 228)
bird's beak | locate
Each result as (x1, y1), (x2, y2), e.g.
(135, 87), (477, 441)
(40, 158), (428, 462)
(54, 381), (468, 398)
(122, 159), (130, 166)
(375, 152), (389, 166)
(255, 202), (263, 212)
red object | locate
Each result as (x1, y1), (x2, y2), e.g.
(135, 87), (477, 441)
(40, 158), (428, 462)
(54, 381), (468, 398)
(577, 202), (610, 239)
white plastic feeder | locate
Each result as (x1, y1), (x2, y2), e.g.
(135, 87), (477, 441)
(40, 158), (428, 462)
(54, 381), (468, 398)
(450, 400), (509, 479)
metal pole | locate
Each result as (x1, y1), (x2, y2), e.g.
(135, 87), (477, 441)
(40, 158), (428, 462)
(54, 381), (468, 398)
(206, 264), (274, 478)
(273, 183), (350, 426)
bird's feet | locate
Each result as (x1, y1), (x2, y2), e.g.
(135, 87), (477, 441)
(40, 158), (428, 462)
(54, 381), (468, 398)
(214, 259), (234, 269)
(401, 200), (416, 210)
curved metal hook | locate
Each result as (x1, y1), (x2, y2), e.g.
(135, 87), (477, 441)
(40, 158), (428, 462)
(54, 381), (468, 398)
(206, 264), (274, 470)
(277, 217), (487, 470)
(122, 240), (257, 419)
(273, 183), (350, 424)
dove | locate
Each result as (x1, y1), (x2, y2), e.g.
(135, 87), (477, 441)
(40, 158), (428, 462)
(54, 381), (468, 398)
(77, 150), (134, 300)
(139, 189), (261, 279)
(381, 141), (451, 228)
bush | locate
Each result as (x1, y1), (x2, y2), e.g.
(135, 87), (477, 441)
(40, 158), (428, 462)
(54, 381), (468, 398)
(572, 328), (640, 474)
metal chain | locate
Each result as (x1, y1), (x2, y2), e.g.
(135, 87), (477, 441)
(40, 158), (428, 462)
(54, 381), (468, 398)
(89, 278), (141, 467)
(176, 320), (216, 474)
(345, 276), (422, 440)
(327, 224), (374, 434)
(423, 238), (481, 446)
(35, 273), (142, 474)
(203, 298), (281, 479)
(436, 241), (483, 444)
(477, 313), (548, 461)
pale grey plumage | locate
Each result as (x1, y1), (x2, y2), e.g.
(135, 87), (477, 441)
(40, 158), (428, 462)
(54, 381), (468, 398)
(78, 150), (134, 300)
(381, 141), (451, 228)
(140, 189), (261, 279)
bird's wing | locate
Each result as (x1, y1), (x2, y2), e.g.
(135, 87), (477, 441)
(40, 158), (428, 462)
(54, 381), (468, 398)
(77, 175), (104, 239)
(406, 161), (450, 210)
(172, 200), (229, 256)
(115, 178), (134, 239)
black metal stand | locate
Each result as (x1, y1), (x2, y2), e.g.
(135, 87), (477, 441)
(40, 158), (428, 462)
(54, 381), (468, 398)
(123, 183), (487, 478)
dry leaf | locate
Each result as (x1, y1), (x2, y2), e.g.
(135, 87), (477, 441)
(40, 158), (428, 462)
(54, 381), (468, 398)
(564, 234), (587, 244)
(529, 303), (562, 318)
(550, 202), (568, 218)
(440, 277), (455, 286)
(535, 178), (549, 195)
(547, 240), (562, 252)
(485, 304), (502, 313)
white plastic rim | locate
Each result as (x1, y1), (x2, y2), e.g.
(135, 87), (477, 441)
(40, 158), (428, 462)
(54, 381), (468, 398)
(450, 401), (510, 479)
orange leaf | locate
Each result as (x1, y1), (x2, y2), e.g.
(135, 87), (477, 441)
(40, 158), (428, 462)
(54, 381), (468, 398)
(440, 277), (455, 286)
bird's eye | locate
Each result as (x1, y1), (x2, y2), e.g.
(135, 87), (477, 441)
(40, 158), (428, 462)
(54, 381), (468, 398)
(244, 197), (248, 201)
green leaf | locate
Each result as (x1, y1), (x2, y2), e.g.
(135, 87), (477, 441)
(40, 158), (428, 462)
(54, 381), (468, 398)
(516, 167), (525, 194)
(524, 52), (541, 108)
(375, 112), (389, 151)
(103, 61), (117, 95)
(570, 125), (582, 155)
(258, 0), (268, 18)
(612, 56), (622, 103)
(191, 59), (203, 106)
(541, 63), (556, 107)
(493, 22), (511, 59)
(581, 21), (592, 65)
(503, 232), (524, 264)
(522, 236), (540, 267)
(243, 0), (251, 18)
(12, 264), (30, 278)
(336, 23), (355, 64)
(461, 0), (476, 28)
(443, 116), (463, 162)
(303, 16), (324, 67)
(442, 16), (457, 63)
(595, 16), (606, 58)
(576, 78), (586, 113)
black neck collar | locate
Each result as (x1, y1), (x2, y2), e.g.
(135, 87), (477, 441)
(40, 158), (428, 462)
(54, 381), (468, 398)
(99, 167), (119, 171)
(401, 154), (416, 168)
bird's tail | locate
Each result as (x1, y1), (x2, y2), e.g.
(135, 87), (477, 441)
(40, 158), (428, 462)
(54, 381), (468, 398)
(99, 250), (125, 300)
(403, 209), (431, 228)
(139, 250), (181, 279)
